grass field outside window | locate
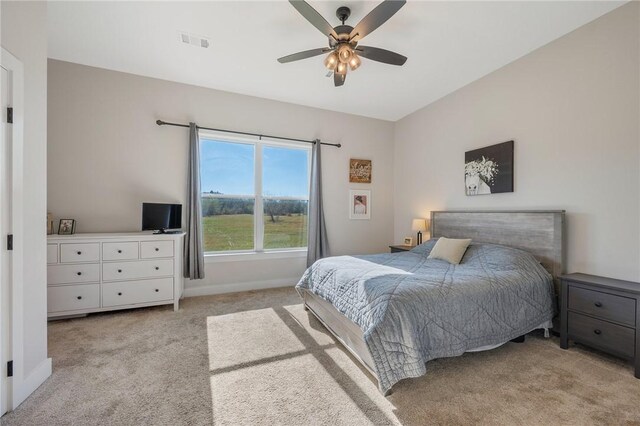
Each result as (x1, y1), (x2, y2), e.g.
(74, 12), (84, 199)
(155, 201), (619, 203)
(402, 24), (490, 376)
(202, 213), (308, 252)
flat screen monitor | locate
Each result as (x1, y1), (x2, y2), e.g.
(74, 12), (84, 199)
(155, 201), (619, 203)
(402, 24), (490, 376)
(142, 203), (182, 233)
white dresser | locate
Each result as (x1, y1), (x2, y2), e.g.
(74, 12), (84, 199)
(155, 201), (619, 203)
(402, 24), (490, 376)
(47, 232), (185, 318)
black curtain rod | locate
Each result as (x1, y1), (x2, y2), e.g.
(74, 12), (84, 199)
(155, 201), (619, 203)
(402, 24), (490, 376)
(155, 120), (341, 148)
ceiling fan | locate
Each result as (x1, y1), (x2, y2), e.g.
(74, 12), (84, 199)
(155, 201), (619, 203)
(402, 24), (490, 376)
(278, 0), (408, 87)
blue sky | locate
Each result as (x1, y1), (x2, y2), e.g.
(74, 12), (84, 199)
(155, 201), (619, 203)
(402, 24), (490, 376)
(200, 139), (309, 197)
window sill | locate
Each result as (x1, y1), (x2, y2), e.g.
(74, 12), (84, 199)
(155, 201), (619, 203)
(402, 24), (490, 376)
(204, 249), (307, 263)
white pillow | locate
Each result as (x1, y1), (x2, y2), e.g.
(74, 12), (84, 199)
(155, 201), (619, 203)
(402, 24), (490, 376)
(427, 237), (472, 264)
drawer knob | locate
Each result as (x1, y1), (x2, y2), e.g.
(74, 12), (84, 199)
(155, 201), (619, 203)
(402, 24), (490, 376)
(77, 251), (82, 255)
(155, 267), (159, 270)
(117, 249), (122, 253)
(77, 296), (82, 300)
(76, 272), (82, 276)
(155, 248), (159, 252)
(117, 269), (122, 273)
(118, 292), (122, 296)
(155, 289), (159, 292)
(593, 329), (602, 335)
(594, 301), (603, 308)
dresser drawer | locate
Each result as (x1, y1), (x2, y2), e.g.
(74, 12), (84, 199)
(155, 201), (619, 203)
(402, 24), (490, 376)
(102, 259), (174, 282)
(103, 242), (139, 261)
(48, 263), (100, 285)
(47, 244), (58, 264)
(102, 278), (173, 307)
(568, 286), (636, 327)
(60, 243), (100, 263)
(568, 312), (635, 359)
(140, 241), (174, 259)
(48, 284), (100, 313)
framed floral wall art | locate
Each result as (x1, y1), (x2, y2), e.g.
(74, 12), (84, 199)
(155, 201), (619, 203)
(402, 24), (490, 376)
(464, 141), (514, 196)
(349, 190), (371, 220)
(349, 159), (372, 183)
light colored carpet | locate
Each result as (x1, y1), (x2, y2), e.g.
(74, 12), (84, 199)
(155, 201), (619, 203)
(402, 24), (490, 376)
(2, 287), (640, 425)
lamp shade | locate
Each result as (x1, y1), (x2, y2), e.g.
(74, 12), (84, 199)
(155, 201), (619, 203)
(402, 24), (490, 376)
(324, 51), (338, 70)
(335, 61), (348, 75)
(348, 53), (361, 71)
(411, 218), (427, 232)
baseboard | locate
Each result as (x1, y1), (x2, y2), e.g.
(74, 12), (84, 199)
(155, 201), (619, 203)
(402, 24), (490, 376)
(183, 277), (300, 297)
(14, 357), (52, 408)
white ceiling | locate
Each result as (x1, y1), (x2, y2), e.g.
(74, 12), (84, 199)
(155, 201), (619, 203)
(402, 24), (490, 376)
(47, 1), (625, 121)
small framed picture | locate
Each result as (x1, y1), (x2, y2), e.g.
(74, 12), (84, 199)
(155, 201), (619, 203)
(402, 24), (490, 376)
(58, 219), (76, 235)
(349, 190), (371, 220)
(403, 237), (413, 246)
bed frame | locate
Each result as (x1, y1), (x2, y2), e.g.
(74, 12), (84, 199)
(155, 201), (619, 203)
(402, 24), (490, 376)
(301, 210), (565, 381)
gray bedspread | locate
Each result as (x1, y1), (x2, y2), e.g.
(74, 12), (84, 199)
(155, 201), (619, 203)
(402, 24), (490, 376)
(296, 240), (555, 393)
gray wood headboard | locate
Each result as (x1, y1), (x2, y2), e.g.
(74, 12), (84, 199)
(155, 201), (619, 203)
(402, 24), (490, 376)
(430, 210), (565, 293)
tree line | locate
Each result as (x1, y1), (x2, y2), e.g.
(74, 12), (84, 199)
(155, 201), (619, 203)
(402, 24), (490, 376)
(202, 197), (307, 222)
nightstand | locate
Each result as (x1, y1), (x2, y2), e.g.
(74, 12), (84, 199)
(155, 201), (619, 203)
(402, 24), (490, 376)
(560, 273), (640, 379)
(389, 245), (413, 253)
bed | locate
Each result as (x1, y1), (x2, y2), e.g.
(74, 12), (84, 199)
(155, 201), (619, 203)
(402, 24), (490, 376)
(296, 210), (565, 394)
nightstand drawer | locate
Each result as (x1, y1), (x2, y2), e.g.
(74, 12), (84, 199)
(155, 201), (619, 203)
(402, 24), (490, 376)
(568, 286), (636, 326)
(568, 312), (635, 359)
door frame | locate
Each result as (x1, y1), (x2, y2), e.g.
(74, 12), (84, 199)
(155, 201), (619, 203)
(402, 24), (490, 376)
(1, 46), (25, 414)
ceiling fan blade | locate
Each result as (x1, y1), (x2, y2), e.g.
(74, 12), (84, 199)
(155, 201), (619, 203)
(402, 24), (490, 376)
(334, 72), (346, 87)
(356, 46), (407, 66)
(289, 0), (338, 40)
(349, 0), (406, 42)
(278, 48), (329, 63)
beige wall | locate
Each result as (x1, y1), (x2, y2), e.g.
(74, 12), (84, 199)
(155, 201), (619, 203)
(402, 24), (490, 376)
(394, 3), (640, 281)
(1, 0), (50, 400)
(47, 60), (395, 292)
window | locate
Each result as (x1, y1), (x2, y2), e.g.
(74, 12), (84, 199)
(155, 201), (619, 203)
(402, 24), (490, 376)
(199, 132), (310, 253)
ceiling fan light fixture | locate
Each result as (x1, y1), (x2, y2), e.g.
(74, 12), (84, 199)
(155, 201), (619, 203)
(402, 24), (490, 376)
(324, 51), (339, 70)
(336, 61), (348, 75)
(337, 44), (353, 63)
(278, 1), (408, 87)
(348, 53), (361, 71)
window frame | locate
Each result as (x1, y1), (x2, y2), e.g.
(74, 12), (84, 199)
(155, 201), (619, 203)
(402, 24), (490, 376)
(198, 130), (311, 256)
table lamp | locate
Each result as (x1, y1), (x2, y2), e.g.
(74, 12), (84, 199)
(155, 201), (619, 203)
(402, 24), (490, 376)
(412, 218), (427, 245)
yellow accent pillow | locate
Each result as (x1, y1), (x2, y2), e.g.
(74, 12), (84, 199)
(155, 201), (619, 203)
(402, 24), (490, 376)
(427, 237), (472, 264)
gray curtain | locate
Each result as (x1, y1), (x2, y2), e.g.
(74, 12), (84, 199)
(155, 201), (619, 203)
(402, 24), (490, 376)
(307, 140), (329, 267)
(184, 122), (205, 279)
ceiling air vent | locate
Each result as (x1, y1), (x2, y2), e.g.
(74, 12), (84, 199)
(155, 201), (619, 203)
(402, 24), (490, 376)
(178, 31), (210, 49)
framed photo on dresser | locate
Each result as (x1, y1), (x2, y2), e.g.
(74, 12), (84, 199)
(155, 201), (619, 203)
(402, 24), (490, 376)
(58, 219), (76, 235)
